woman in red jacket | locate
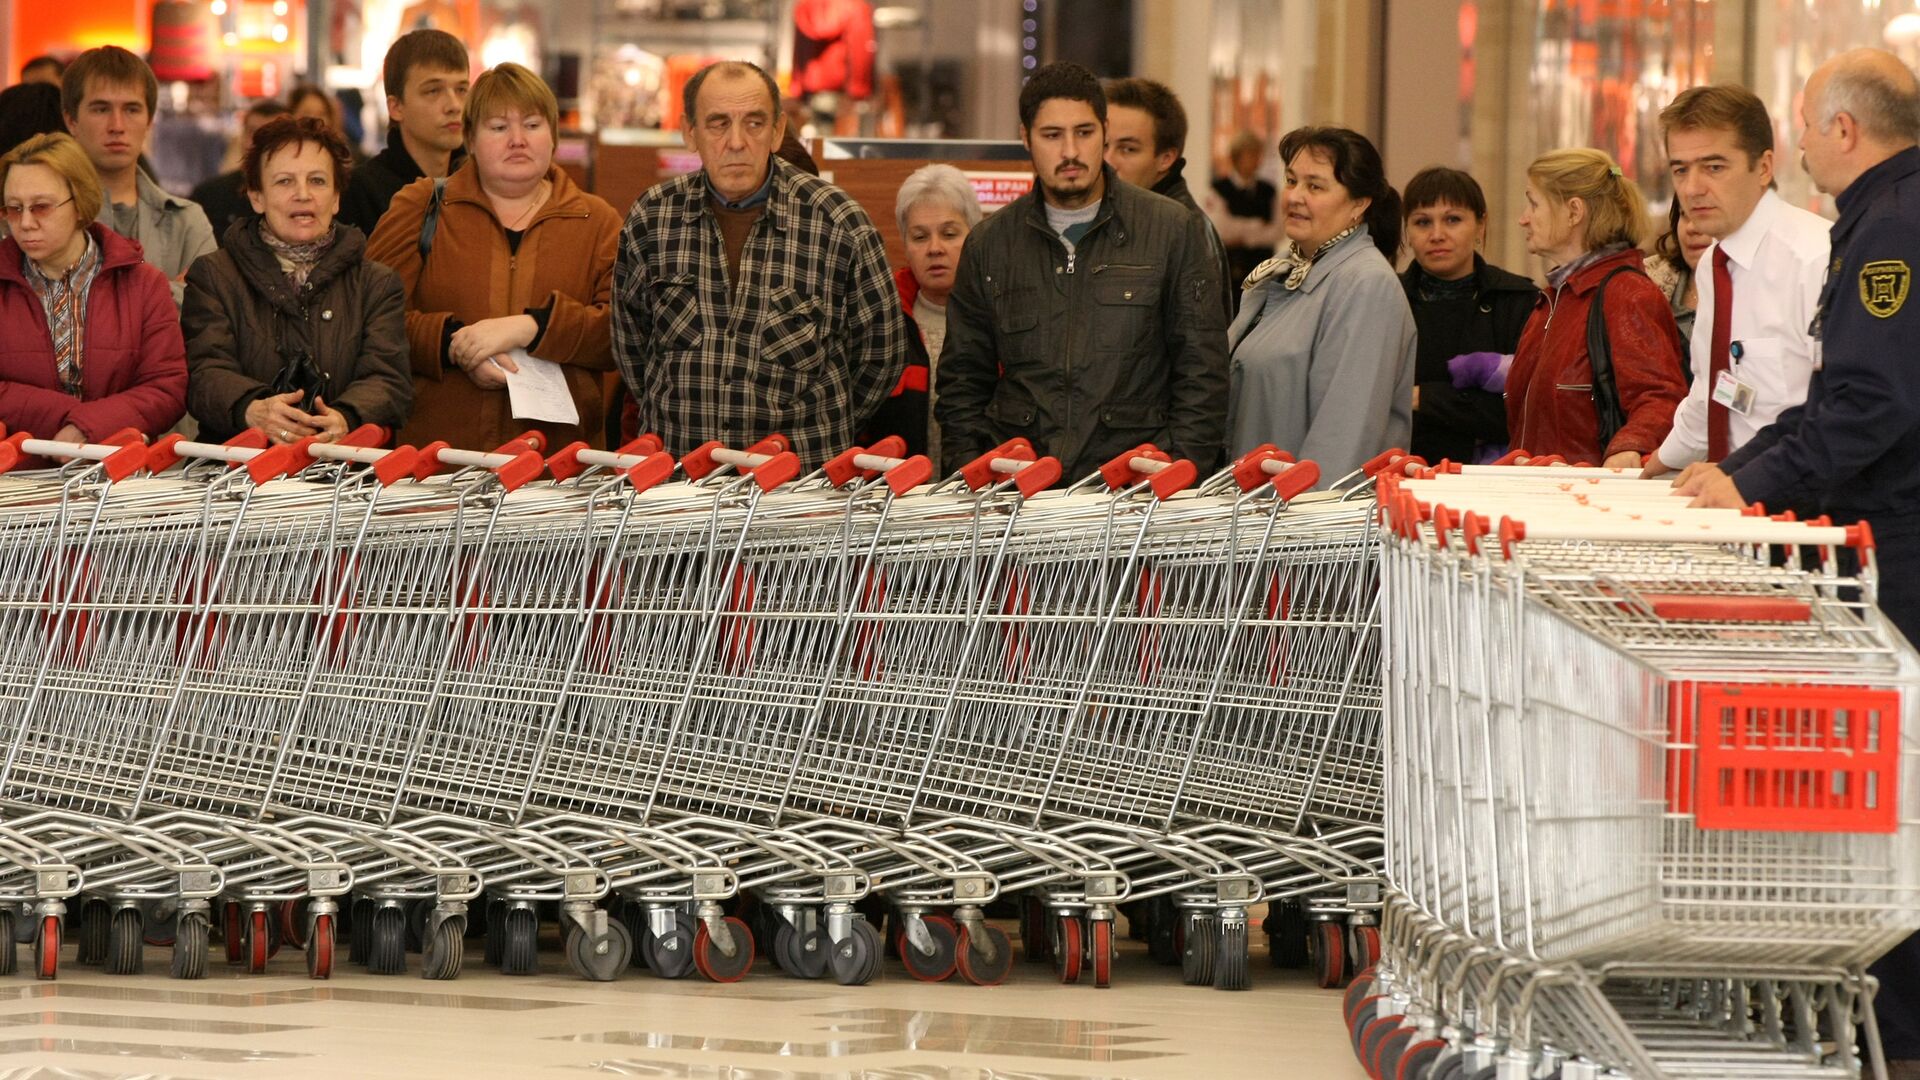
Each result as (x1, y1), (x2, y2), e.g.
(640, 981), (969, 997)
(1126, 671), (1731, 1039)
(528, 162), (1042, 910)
(1506, 148), (1685, 466)
(0, 133), (186, 445)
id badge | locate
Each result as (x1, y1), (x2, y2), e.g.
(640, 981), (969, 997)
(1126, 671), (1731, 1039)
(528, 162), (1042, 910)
(1712, 370), (1757, 415)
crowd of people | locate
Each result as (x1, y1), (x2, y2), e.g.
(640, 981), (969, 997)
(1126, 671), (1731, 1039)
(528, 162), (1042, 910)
(1, 35), (1919, 1066)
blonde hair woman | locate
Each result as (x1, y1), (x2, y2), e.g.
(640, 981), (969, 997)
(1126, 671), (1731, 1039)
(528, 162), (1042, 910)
(1503, 148), (1686, 466)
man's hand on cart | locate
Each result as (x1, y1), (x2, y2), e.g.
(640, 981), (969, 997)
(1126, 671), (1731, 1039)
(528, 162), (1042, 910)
(1671, 462), (1746, 509)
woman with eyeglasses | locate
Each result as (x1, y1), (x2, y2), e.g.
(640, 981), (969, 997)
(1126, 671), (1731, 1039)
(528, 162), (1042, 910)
(181, 115), (410, 444)
(0, 132), (185, 447)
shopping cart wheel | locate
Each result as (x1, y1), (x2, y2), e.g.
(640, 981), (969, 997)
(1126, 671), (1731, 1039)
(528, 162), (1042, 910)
(482, 899), (506, 968)
(1348, 995), (1389, 1052)
(245, 908), (271, 974)
(170, 912), (207, 980)
(1053, 915), (1083, 984)
(776, 925), (829, 980)
(422, 914), (467, 981)
(899, 915), (958, 982)
(1349, 925), (1381, 979)
(278, 899), (310, 950)
(1344, 974), (1377, 1026)
(405, 898), (434, 953)
(618, 902), (650, 971)
(1357, 1013), (1407, 1075)
(692, 916), (754, 983)
(1090, 920), (1113, 989)
(1180, 914), (1215, 986)
(1018, 896), (1051, 964)
(0, 910), (15, 976)
(954, 924), (1013, 987)
(500, 907), (539, 977)
(348, 898), (374, 965)
(829, 919), (881, 986)
(143, 901), (178, 947)
(10, 906), (31, 947)
(1394, 1039), (1447, 1080)
(106, 907), (143, 976)
(34, 914), (59, 980)
(1373, 1026), (1416, 1080)
(367, 905), (408, 976)
(1265, 899), (1310, 969)
(77, 899), (109, 967)
(221, 901), (245, 965)
(1213, 919), (1250, 991)
(564, 921), (629, 983)
(646, 912), (697, 980)
(1308, 921), (1345, 989)
(307, 912), (335, 980)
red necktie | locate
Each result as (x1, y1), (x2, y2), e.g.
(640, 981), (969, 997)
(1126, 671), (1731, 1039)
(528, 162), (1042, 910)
(1708, 246), (1733, 461)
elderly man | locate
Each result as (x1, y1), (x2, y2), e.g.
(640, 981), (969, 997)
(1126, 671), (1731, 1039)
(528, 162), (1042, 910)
(1674, 49), (1920, 1075)
(611, 60), (906, 468)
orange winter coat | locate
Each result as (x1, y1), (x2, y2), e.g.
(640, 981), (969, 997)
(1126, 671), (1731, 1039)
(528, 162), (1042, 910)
(366, 159), (621, 451)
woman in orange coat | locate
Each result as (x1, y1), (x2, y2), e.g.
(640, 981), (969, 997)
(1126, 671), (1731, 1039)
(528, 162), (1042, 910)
(366, 62), (621, 450)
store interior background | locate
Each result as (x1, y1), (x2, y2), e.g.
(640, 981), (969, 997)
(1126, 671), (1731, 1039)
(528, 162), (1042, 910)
(0, 0), (1910, 277)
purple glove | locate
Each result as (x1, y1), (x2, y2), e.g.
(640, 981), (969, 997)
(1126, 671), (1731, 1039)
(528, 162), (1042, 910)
(1447, 351), (1512, 394)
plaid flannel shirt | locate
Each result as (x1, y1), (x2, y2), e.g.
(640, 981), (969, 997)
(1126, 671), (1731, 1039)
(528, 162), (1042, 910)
(612, 157), (907, 468)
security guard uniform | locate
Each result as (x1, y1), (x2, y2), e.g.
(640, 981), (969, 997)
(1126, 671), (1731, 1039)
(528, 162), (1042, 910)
(1720, 143), (1920, 1065)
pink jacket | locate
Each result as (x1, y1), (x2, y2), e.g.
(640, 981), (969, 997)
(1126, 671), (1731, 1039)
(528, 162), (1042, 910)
(0, 223), (186, 441)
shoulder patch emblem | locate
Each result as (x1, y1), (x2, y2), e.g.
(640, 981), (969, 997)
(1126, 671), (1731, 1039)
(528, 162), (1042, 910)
(1860, 259), (1910, 318)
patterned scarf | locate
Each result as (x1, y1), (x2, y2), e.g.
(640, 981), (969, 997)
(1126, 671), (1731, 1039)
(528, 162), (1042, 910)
(23, 232), (102, 397)
(259, 221), (338, 290)
(1546, 241), (1630, 291)
(1242, 224), (1359, 292)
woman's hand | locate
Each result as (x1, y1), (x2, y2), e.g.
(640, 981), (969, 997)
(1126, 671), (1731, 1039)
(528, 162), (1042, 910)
(49, 424), (85, 444)
(309, 398), (351, 443)
(461, 352), (519, 391)
(246, 391), (323, 444)
(449, 315), (537, 373)
(1602, 450), (1643, 470)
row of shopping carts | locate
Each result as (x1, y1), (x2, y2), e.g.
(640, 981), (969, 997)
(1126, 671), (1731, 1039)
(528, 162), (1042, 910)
(1348, 454), (1920, 1080)
(0, 423), (1389, 990)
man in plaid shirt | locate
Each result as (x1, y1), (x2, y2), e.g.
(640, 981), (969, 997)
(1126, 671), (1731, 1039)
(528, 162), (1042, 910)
(612, 61), (907, 468)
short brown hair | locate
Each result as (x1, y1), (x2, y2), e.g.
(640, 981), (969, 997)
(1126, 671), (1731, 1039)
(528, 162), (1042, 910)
(382, 29), (468, 102)
(0, 132), (104, 225)
(1660, 85), (1774, 166)
(243, 115), (353, 194)
(1527, 148), (1648, 249)
(463, 63), (559, 146)
(1103, 77), (1187, 158)
(61, 45), (157, 120)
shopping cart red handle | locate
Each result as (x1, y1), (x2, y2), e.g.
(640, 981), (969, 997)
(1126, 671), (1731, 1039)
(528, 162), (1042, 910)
(96, 427), (147, 448)
(147, 429), (275, 473)
(680, 441), (801, 490)
(302, 440), (424, 486)
(1496, 513), (1868, 559)
(957, 438), (1036, 491)
(7, 432), (148, 482)
(546, 436), (667, 482)
(338, 425), (390, 449)
(865, 435), (908, 460)
(824, 445), (934, 495)
(1489, 448), (1528, 466)
(414, 442), (545, 491)
(1233, 449), (1319, 499)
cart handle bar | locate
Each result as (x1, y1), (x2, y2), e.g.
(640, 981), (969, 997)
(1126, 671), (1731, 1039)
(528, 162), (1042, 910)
(824, 445), (935, 496)
(680, 438), (802, 491)
(1495, 514), (1869, 559)
(4, 431), (150, 482)
(545, 434), (664, 480)
(1231, 447), (1321, 499)
(1095, 444), (1198, 498)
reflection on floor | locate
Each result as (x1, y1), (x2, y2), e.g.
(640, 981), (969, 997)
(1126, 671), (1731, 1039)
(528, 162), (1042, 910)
(0, 940), (1371, 1080)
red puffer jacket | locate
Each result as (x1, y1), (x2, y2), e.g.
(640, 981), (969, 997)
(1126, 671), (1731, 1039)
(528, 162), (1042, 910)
(1506, 246), (1686, 463)
(0, 223), (186, 441)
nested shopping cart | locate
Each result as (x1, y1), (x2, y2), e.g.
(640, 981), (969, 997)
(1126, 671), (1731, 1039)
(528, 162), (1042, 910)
(1350, 459), (1919, 1080)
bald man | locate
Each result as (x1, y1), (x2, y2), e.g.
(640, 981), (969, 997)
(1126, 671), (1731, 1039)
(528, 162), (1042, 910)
(1675, 48), (1920, 1073)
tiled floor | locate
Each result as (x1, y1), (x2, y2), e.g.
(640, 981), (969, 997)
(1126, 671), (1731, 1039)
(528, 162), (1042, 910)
(0, 935), (1370, 1080)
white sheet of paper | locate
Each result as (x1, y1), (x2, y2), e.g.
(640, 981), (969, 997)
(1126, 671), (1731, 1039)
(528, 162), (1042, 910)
(501, 348), (579, 426)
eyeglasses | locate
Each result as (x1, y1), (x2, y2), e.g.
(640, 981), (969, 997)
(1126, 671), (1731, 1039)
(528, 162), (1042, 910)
(0, 196), (75, 225)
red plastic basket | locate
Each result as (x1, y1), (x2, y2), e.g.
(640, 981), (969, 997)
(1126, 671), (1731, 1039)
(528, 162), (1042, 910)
(1672, 682), (1902, 834)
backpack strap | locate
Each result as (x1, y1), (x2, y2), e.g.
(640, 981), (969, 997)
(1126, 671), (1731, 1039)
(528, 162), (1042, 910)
(1585, 265), (1639, 452)
(417, 176), (450, 261)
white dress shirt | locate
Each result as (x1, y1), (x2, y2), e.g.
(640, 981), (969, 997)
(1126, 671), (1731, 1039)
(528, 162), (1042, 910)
(1657, 189), (1830, 468)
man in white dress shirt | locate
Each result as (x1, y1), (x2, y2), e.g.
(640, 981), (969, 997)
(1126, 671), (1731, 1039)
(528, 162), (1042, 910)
(1644, 85), (1831, 477)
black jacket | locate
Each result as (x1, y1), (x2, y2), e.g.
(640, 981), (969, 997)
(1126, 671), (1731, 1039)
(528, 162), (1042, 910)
(182, 219), (413, 441)
(338, 138), (465, 239)
(1152, 158), (1236, 320)
(1399, 255), (1539, 464)
(188, 169), (254, 248)
(938, 164), (1229, 481)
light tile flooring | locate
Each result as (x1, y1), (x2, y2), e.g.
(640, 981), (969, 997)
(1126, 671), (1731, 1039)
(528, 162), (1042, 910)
(0, 931), (1371, 1080)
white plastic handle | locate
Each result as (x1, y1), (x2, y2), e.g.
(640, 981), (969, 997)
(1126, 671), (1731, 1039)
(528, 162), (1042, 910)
(434, 447), (522, 470)
(990, 456), (1040, 475)
(306, 443), (395, 466)
(572, 447), (654, 471)
(1503, 515), (1854, 547)
(1457, 462), (1641, 479)
(20, 438), (126, 462)
(852, 452), (908, 472)
(1128, 455), (1176, 475)
(711, 447), (775, 470)
(158, 439), (267, 465)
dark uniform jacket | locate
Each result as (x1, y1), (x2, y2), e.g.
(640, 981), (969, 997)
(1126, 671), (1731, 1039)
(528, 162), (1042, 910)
(1721, 144), (1920, 1063)
(937, 163), (1230, 481)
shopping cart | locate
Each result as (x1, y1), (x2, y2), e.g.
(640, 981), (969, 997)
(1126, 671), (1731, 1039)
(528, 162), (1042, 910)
(1350, 459), (1920, 1080)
